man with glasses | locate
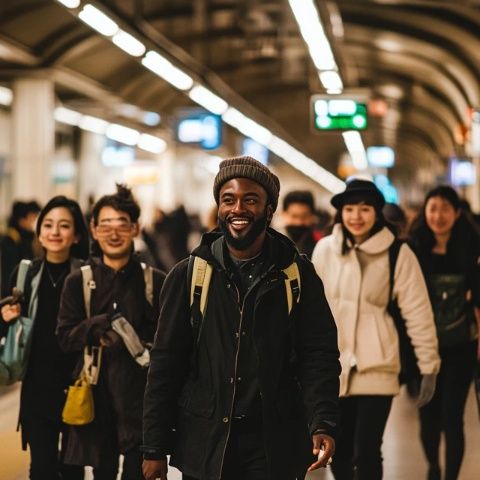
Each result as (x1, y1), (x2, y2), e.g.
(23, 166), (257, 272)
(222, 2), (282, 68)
(57, 184), (165, 480)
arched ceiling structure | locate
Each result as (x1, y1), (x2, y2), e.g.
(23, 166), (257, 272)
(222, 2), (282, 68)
(0, 0), (478, 191)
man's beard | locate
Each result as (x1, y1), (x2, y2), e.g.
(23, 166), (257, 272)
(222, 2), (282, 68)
(218, 211), (269, 251)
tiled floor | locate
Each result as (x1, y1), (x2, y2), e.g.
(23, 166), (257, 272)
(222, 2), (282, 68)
(1, 384), (479, 479)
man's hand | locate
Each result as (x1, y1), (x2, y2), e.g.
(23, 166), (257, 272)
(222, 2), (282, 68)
(307, 433), (335, 472)
(142, 458), (168, 480)
(1, 303), (21, 322)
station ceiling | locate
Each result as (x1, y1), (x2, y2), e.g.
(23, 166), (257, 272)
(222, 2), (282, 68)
(0, 0), (479, 191)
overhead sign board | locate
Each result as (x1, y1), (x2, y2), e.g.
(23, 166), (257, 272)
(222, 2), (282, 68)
(311, 95), (368, 131)
(176, 109), (222, 150)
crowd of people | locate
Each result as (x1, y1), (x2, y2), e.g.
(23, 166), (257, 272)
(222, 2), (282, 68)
(0, 156), (478, 480)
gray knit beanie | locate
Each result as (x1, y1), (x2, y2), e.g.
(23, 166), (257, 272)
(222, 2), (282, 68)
(213, 156), (280, 211)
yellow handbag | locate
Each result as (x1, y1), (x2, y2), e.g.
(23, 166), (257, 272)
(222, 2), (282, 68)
(62, 372), (94, 425)
(62, 346), (102, 426)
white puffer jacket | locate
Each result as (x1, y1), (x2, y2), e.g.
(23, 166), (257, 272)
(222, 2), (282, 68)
(312, 224), (440, 397)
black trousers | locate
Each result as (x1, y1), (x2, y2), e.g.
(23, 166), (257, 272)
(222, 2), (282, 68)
(184, 417), (268, 480)
(331, 395), (393, 480)
(182, 417), (307, 480)
(419, 342), (476, 480)
(23, 415), (84, 480)
(92, 447), (144, 480)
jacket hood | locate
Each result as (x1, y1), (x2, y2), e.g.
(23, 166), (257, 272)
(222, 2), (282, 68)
(191, 227), (300, 270)
(331, 223), (395, 255)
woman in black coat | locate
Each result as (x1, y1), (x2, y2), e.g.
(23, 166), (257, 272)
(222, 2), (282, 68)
(410, 186), (480, 480)
(1, 196), (89, 480)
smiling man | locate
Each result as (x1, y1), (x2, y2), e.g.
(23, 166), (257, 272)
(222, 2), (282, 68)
(142, 156), (340, 480)
(57, 184), (165, 480)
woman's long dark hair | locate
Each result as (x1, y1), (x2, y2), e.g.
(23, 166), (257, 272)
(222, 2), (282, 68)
(410, 185), (480, 270)
(333, 194), (394, 255)
(36, 196), (89, 260)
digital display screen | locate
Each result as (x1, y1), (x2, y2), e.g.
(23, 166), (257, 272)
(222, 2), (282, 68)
(176, 111), (222, 150)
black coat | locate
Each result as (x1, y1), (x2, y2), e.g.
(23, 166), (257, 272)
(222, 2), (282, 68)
(57, 257), (165, 467)
(143, 229), (340, 480)
(1, 259), (81, 448)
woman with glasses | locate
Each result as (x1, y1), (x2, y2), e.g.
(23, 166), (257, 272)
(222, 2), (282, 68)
(311, 179), (440, 480)
(1, 196), (89, 480)
(410, 186), (480, 480)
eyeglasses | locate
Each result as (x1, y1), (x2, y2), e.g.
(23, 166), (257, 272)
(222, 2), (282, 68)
(95, 223), (134, 236)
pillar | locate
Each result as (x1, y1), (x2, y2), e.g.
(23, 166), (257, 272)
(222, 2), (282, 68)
(11, 77), (55, 203)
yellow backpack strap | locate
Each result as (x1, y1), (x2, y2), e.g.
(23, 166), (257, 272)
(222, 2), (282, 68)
(190, 256), (213, 317)
(80, 265), (94, 318)
(283, 261), (301, 315)
(140, 262), (154, 306)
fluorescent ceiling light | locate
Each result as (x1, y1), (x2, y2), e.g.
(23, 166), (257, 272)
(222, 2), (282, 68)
(106, 123), (140, 146)
(319, 71), (343, 91)
(78, 4), (118, 36)
(222, 108), (272, 146)
(0, 86), (13, 106)
(56, 0), (80, 8)
(143, 111), (161, 126)
(188, 85), (228, 115)
(142, 51), (193, 91)
(112, 30), (146, 57)
(138, 133), (167, 153)
(79, 115), (108, 135)
(342, 131), (368, 170)
(289, 0), (336, 71)
(268, 135), (345, 193)
(54, 107), (81, 126)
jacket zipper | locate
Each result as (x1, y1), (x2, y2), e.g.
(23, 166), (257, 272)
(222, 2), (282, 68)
(219, 281), (244, 478)
(218, 267), (279, 477)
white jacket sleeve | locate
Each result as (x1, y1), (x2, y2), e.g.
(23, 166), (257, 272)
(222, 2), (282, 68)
(393, 244), (440, 375)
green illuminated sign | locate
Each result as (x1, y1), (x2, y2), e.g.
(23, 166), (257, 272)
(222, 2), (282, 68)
(312, 98), (368, 131)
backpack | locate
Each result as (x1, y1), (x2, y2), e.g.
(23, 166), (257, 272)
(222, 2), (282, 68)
(187, 255), (301, 344)
(387, 241), (420, 384)
(426, 273), (476, 348)
(0, 259), (33, 385)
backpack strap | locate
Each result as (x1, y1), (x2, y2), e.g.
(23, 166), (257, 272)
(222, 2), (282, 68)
(80, 265), (94, 318)
(15, 259), (32, 293)
(282, 261), (301, 315)
(189, 256), (213, 317)
(188, 256), (213, 345)
(388, 240), (403, 301)
(140, 262), (154, 306)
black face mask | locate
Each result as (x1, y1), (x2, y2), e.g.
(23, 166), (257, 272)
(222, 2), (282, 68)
(286, 225), (310, 242)
(218, 211), (269, 251)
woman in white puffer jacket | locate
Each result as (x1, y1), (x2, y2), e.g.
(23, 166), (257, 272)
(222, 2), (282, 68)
(312, 179), (440, 480)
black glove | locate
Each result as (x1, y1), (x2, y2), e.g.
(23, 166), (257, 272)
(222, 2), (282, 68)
(417, 374), (437, 407)
(100, 329), (122, 349)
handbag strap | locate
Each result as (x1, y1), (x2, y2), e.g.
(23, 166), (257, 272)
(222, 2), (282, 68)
(83, 346), (103, 385)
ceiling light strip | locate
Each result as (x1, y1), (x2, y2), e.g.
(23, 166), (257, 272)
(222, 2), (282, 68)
(54, 107), (167, 154)
(288, 0), (343, 91)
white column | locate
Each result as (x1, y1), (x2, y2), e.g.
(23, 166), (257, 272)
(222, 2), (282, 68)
(157, 147), (177, 211)
(11, 77), (55, 203)
(77, 130), (107, 210)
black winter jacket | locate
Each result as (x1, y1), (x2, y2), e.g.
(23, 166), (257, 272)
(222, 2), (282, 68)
(57, 257), (165, 467)
(143, 229), (340, 480)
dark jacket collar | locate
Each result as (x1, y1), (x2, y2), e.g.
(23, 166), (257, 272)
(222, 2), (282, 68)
(90, 254), (138, 276)
(191, 228), (299, 271)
